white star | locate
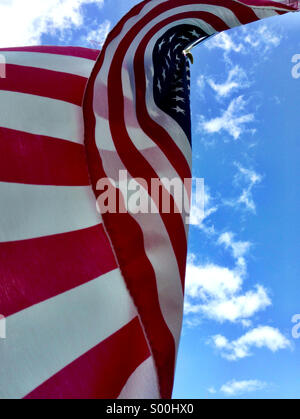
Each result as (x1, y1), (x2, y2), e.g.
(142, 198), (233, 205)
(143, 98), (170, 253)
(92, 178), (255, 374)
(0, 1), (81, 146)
(162, 68), (166, 80)
(173, 106), (185, 115)
(165, 59), (170, 69)
(174, 96), (185, 103)
(158, 39), (165, 51)
(174, 43), (182, 50)
(189, 30), (199, 37)
(174, 87), (184, 92)
(167, 49), (171, 60)
(157, 79), (162, 92)
(179, 35), (190, 41)
(175, 55), (181, 62)
(187, 75), (191, 81)
(168, 34), (175, 43)
(176, 64), (180, 71)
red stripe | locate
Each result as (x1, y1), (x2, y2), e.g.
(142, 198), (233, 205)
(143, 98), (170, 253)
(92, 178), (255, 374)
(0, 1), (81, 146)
(93, 80), (140, 127)
(0, 64), (87, 106)
(84, 53), (176, 399)
(0, 224), (117, 317)
(0, 127), (90, 186)
(107, 23), (188, 288)
(24, 317), (151, 400)
(0, 46), (100, 60)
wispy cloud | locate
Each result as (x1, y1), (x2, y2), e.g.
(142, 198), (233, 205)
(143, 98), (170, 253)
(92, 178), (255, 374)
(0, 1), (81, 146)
(211, 326), (291, 361)
(206, 32), (243, 54)
(197, 96), (255, 140)
(242, 25), (282, 53)
(206, 24), (283, 59)
(0, 0), (105, 47)
(86, 19), (111, 48)
(218, 231), (251, 262)
(219, 379), (267, 396)
(189, 186), (217, 235)
(207, 65), (250, 98)
(225, 163), (263, 213)
(208, 387), (217, 394)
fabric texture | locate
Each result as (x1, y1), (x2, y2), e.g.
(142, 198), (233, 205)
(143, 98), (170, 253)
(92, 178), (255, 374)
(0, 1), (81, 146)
(0, 0), (297, 399)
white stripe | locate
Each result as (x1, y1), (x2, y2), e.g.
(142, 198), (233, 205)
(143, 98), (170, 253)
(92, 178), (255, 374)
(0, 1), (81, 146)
(94, 113), (190, 234)
(96, 150), (184, 349)
(135, 211), (184, 347)
(118, 356), (160, 399)
(0, 51), (95, 78)
(95, 114), (155, 151)
(233, 0), (292, 12)
(0, 183), (101, 242)
(95, 116), (190, 241)
(0, 91), (84, 143)
(252, 8), (278, 19)
(0, 269), (137, 399)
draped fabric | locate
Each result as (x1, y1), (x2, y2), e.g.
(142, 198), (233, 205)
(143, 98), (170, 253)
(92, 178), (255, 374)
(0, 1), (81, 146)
(0, 0), (297, 399)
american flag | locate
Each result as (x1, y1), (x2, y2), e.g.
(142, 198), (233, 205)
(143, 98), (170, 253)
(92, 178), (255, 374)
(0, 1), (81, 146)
(0, 0), (297, 400)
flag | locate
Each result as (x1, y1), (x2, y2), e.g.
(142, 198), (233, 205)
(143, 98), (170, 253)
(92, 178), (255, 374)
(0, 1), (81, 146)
(0, 0), (297, 400)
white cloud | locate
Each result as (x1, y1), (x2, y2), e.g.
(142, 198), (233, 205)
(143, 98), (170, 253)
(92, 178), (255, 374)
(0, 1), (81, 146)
(206, 32), (243, 53)
(206, 25), (283, 58)
(236, 164), (262, 186)
(201, 285), (271, 324)
(86, 19), (111, 48)
(184, 262), (271, 324)
(189, 186), (217, 234)
(207, 65), (250, 98)
(197, 96), (254, 140)
(211, 326), (291, 361)
(186, 263), (242, 302)
(218, 231), (251, 260)
(197, 74), (206, 90)
(0, 0), (104, 47)
(242, 25), (282, 52)
(208, 387), (217, 394)
(220, 379), (267, 396)
(217, 231), (251, 275)
(225, 163), (262, 213)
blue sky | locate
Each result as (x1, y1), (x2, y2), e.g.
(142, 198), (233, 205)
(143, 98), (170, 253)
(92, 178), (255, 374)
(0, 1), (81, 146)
(2, 0), (299, 399)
